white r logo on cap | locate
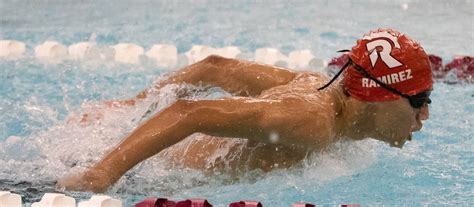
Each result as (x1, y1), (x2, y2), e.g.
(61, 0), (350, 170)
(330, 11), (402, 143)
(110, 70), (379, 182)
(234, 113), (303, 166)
(363, 31), (403, 69)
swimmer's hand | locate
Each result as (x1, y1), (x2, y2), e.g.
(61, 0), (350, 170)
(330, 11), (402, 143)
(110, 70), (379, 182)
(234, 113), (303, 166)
(56, 168), (113, 193)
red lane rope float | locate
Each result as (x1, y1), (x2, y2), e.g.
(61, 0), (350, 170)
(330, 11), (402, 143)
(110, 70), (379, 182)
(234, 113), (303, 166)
(229, 201), (263, 207)
(429, 54), (444, 79)
(135, 198), (177, 207)
(176, 199), (212, 207)
(133, 197), (364, 207)
(135, 198), (213, 207)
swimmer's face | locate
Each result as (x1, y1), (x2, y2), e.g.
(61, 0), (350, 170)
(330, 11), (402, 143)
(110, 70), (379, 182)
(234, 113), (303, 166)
(371, 98), (430, 148)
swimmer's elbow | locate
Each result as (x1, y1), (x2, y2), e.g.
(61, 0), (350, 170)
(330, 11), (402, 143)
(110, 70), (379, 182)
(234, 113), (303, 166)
(202, 55), (231, 64)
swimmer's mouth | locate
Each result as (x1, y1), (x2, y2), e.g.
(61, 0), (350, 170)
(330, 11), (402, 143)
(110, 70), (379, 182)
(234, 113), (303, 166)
(390, 142), (402, 148)
(390, 140), (405, 148)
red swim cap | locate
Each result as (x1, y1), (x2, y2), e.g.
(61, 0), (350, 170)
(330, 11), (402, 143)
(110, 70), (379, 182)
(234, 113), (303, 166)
(343, 29), (433, 102)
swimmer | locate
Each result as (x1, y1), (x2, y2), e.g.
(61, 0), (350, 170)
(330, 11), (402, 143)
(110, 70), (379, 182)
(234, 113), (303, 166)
(57, 29), (433, 193)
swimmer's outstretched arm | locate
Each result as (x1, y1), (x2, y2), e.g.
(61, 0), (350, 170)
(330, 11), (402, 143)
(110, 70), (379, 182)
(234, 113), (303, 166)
(108, 55), (297, 107)
(77, 56), (296, 123)
(58, 97), (313, 193)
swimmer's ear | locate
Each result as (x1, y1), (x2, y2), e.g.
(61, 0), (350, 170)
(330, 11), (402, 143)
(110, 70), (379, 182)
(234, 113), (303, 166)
(339, 82), (350, 97)
(343, 88), (350, 97)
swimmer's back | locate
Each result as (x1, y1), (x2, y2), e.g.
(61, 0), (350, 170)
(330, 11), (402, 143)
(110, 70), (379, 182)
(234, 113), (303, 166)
(258, 72), (330, 101)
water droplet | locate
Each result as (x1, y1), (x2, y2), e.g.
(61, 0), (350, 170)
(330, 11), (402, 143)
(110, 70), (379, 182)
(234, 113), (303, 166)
(401, 3), (409, 10)
(269, 131), (279, 143)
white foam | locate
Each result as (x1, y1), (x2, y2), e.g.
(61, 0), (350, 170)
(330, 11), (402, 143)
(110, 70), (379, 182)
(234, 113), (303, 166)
(300, 140), (377, 184)
(0, 191), (22, 207)
(31, 193), (75, 207)
(112, 43), (145, 64)
(0, 40), (26, 59)
(146, 44), (178, 68)
(34, 41), (68, 63)
(78, 195), (122, 207)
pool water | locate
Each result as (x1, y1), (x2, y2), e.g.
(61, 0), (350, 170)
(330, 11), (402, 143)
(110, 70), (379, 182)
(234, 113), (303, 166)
(1, 0), (473, 206)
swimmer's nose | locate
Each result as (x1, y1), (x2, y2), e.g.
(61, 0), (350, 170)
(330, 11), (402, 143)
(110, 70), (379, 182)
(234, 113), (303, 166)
(419, 104), (430, 121)
(412, 105), (429, 132)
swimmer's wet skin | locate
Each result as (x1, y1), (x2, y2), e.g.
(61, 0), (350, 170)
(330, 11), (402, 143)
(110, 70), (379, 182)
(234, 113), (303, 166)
(57, 28), (432, 193)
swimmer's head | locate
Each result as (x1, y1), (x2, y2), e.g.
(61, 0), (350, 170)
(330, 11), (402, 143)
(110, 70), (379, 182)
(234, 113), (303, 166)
(324, 29), (433, 147)
(344, 28), (432, 102)
(358, 29), (431, 147)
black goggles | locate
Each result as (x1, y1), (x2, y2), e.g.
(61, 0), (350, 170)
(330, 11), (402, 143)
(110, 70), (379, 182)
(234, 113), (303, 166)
(318, 54), (431, 109)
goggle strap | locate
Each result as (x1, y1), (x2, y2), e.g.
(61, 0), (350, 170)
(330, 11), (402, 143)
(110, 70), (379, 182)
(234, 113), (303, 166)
(317, 50), (351, 91)
(317, 60), (350, 91)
